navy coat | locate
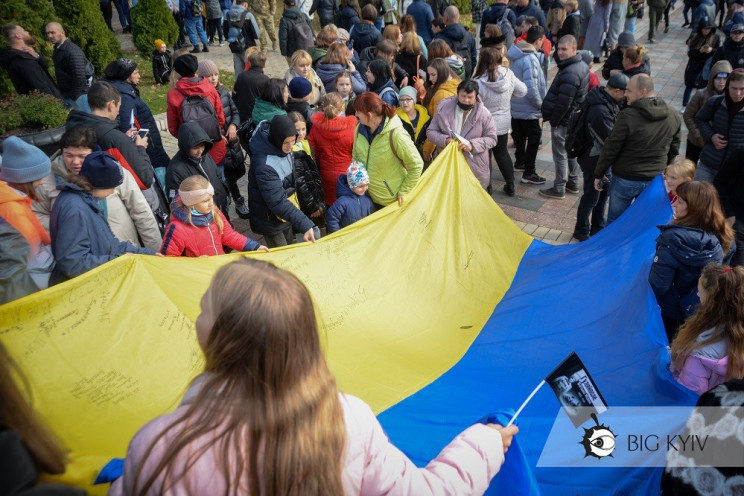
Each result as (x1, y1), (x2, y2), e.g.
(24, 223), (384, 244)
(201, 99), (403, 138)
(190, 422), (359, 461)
(50, 183), (153, 284)
(649, 225), (724, 320)
(247, 121), (315, 235)
(326, 174), (374, 232)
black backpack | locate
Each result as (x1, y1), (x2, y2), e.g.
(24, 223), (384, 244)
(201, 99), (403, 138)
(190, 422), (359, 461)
(451, 36), (472, 77)
(176, 89), (222, 142)
(565, 98), (592, 159)
(288, 15), (316, 53)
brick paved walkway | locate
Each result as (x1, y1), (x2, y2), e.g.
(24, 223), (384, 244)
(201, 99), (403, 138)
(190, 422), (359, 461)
(130, 6), (692, 245)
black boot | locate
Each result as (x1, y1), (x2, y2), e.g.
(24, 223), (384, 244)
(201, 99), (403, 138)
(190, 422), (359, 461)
(202, 44), (209, 52)
(234, 197), (249, 219)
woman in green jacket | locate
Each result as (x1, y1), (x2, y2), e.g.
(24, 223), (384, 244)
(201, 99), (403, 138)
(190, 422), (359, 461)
(252, 78), (289, 124)
(352, 91), (424, 206)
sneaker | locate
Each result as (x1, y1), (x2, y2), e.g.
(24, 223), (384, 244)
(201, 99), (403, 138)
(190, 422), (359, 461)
(521, 173), (546, 185)
(539, 187), (565, 199)
(190, 46), (201, 53)
(219, 42), (225, 47)
(503, 183), (515, 197)
(566, 183), (580, 194)
(648, 38), (655, 43)
(514, 162), (525, 170)
(234, 197), (250, 219)
(680, 105), (686, 113)
(664, 26), (669, 33)
(202, 44), (209, 52)
(272, 42), (278, 51)
(208, 41), (216, 46)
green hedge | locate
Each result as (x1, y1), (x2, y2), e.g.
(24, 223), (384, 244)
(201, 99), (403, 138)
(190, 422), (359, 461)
(0, 0), (58, 97)
(452, 0), (472, 15)
(130, 0), (179, 58)
(54, 0), (121, 76)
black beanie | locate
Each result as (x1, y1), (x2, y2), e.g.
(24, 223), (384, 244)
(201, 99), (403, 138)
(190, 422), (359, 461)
(173, 54), (199, 77)
(80, 150), (123, 189)
(104, 58), (138, 81)
(268, 115), (298, 155)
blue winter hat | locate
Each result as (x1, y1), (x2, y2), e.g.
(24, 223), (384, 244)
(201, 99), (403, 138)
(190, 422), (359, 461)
(0, 136), (51, 184)
(289, 76), (313, 99)
(80, 150), (123, 189)
(347, 161), (369, 189)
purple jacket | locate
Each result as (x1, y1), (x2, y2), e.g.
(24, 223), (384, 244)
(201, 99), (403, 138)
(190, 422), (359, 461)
(110, 375), (507, 495)
(426, 96), (498, 188)
(674, 354), (728, 395)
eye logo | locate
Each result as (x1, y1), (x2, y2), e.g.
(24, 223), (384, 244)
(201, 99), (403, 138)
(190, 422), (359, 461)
(579, 413), (616, 459)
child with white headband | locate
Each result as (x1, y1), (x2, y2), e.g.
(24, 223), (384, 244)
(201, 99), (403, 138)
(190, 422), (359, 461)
(160, 175), (268, 256)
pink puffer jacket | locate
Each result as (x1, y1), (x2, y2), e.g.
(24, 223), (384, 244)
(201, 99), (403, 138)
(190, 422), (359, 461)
(109, 377), (505, 495)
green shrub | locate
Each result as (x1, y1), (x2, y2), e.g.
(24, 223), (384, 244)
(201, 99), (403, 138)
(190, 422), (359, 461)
(130, 0), (179, 58)
(54, 0), (121, 76)
(452, 0), (472, 15)
(0, 91), (69, 136)
(0, 0), (59, 97)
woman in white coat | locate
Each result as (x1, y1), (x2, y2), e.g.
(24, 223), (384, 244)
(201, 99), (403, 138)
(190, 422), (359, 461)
(474, 47), (527, 196)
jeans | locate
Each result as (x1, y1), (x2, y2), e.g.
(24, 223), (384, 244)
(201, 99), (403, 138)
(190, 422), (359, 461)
(625, 16), (637, 32)
(607, 175), (651, 224)
(683, 3), (691, 23)
(608, 1), (627, 46)
(491, 133), (514, 187)
(550, 124), (580, 194)
(695, 161), (717, 182)
(113, 0), (130, 28)
(683, 86), (694, 106)
(184, 15), (208, 46)
(511, 118), (542, 176)
(575, 155), (610, 237)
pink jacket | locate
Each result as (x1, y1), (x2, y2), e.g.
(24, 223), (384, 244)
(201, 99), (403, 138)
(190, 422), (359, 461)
(110, 376), (505, 495)
(674, 355), (728, 395)
(426, 97), (498, 189)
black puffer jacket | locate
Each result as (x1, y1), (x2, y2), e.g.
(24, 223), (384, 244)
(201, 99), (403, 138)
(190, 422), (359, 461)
(583, 86), (621, 146)
(165, 122), (229, 214)
(52, 40), (88, 100)
(696, 94), (744, 171)
(337, 5), (360, 31)
(310, 0), (338, 26)
(248, 121), (315, 235)
(293, 150), (325, 217)
(541, 53), (589, 127)
(151, 49), (173, 85)
(711, 37), (744, 71)
(218, 85), (244, 171)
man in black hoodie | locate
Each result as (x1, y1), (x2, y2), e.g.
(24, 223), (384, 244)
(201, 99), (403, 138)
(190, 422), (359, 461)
(166, 121), (229, 216)
(540, 35), (589, 199)
(0, 23), (62, 99)
(573, 73), (627, 241)
(435, 6), (476, 76)
(594, 74), (681, 224)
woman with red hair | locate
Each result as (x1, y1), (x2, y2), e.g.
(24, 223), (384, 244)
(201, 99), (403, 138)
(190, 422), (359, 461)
(351, 92), (423, 206)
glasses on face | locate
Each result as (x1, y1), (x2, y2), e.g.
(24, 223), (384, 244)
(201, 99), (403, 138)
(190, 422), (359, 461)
(399, 97), (414, 104)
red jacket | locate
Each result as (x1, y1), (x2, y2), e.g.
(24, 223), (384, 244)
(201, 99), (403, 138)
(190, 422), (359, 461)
(307, 112), (358, 205)
(167, 77), (227, 165)
(160, 203), (259, 257)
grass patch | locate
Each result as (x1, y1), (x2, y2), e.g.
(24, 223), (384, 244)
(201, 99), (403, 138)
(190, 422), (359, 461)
(126, 53), (236, 115)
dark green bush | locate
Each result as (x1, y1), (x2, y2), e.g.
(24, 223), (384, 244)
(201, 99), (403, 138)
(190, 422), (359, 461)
(130, 0), (179, 58)
(54, 0), (121, 76)
(0, 0), (59, 97)
(0, 91), (69, 136)
(452, 0), (472, 15)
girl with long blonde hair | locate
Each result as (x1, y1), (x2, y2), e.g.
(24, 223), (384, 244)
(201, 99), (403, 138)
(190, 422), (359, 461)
(111, 258), (517, 495)
(670, 264), (744, 394)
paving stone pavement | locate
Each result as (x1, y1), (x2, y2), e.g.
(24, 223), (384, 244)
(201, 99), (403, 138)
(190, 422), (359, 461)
(137, 6), (691, 246)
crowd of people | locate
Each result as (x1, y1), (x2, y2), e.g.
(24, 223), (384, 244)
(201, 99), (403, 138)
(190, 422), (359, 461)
(2, 0), (744, 490)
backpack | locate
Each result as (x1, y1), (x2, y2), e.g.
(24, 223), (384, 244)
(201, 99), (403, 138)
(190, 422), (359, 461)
(226, 5), (249, 45)
(176, 89), (222, 142)
(192, 0), (204, 16)
(288, 15), (316, 54)
(565, 98), (592, 159)
(497, 8), (515, 47)
(451, 36), (473, 77)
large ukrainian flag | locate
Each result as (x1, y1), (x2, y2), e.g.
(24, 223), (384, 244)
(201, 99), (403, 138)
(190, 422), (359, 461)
(0, 144), (697, 495)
